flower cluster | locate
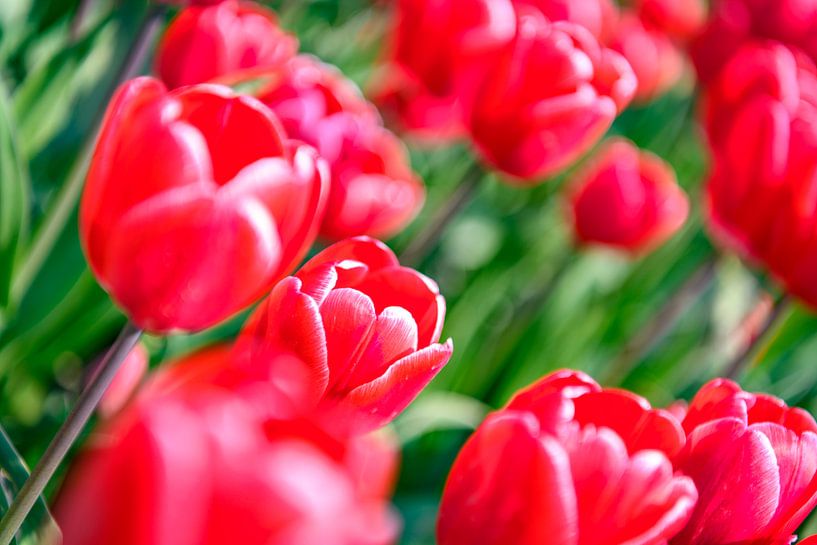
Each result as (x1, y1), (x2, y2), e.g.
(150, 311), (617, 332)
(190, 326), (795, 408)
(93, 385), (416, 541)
(695, 0), (817, 310)
(439, 370), (817, 544)
(58, 239), (452, 545)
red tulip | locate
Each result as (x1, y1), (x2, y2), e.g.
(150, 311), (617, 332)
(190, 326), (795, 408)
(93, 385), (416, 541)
(56, 361), (400, 545)
(514, 0), (619, 42)
(98, 343), (149, 418)
(373, 0), (517, 140)
(234, 236), (453, 431)
(607, 13), (686, 103)
(568, 139), (689, 253)
(704, 44), (817, 309)
(634, 0), (707, 41)
(469, 8), (636, 182)
(691, 0), (817, 85)
(156, 0), (297, 89)
(255, 57), (425, 240)
(80, 77), (328, 332)
(437, 370), (698, 545)
(671, 379), (817, 545)
(800, 537), (817, 544)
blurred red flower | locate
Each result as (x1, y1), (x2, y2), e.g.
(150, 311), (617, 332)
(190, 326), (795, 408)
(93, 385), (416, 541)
(234, 236), (453, 431)
(514, 0), (618, 42)
(98, 343), (149, 419)
(437, 370), (697, 545)
(568, 138), (689, 253)
(81, 77), (328, 332)
(56, 348), (400, 545)
(469, 8), (636, 182)
(635, 0), (707, 41)
(691, 0), (817, 84)
(671, 379), (817, 544)
(373, 0), (517, 140)
(607, 13), (686, 103)
(703, 43), (817, 309)
(156, 0), (297, 89)
(255, 56), (424, 240)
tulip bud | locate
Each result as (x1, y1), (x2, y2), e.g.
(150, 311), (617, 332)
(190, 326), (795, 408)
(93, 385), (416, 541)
(671, 379), (817, 545)
(568, 139), (689, 253)
(607, 13), (686, 103)
(438, 370), (698, 544)
(469, 9), (636, 182)
(254, 57), (425, 240)
(156, 0), (297, 89)
(233, 236), (453, 431)
(81, 77), (328, 332)
(373, 0), (517, 140)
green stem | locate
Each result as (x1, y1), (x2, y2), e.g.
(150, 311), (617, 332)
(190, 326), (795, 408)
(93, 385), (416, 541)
(0, 322), (142, 545)
(601, 257), (718, 386)
(724, 293), (791, 380)
(400, 162), (483, 267)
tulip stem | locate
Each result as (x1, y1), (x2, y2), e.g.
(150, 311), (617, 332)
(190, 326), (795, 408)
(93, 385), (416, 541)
(602, 257), (719, 385)
(724, 293), (791, 380)
(400, 162), (483, 266)
(0, 322), (143, 545)
(10, 5), (166, 306)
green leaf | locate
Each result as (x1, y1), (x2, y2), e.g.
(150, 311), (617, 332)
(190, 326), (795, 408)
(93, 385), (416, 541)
(0, 425), (59, 544)
(0, 79), (29, 319)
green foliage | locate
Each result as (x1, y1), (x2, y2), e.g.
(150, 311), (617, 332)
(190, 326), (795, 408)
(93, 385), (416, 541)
(0, 424), (58, 544)
(0, 80), (28, 323)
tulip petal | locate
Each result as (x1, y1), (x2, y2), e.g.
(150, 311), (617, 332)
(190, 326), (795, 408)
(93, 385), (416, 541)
(345, 340), (453, 427)
(350, 306), (420, 389)
(437, 411), (579, 545)
(234, 277), (330, 404)
(564, 425), (697, 545)
(673, 417), (780, 544)
(320, 288), (378, 391)
(106, 185), (281, 332)
(572, 390), (685, 458)
(354, 267), (445, 346)
(752, 424), (817, 538)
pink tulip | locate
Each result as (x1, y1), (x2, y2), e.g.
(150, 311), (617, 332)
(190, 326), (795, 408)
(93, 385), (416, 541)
(233, 236), (453, 430)
(671, 379), (817, 544)
(438, 370), (697, 545)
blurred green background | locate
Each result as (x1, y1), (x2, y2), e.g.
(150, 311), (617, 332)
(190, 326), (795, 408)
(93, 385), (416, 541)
(1, 1), (817, 543)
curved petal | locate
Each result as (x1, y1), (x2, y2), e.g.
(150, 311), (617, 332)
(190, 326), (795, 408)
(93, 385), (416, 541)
(345, 339), (453, 428)
(437, 411), (579, 545)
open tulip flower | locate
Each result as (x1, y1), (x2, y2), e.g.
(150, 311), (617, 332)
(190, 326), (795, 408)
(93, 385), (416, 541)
(469, 7), (636, 182)
(704, 43), (817, 309)
(254, 56), (425, 241)
(156, 0), (297, 89)
(568, 138), (689, 253)
(671, 379), (817, 544)
(80, 77), (328, 332)
(373, 0), (517, 140)
(55, 357), (400, 545)
(233, 236), (453, 431)
(437, 370), (698, 545)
